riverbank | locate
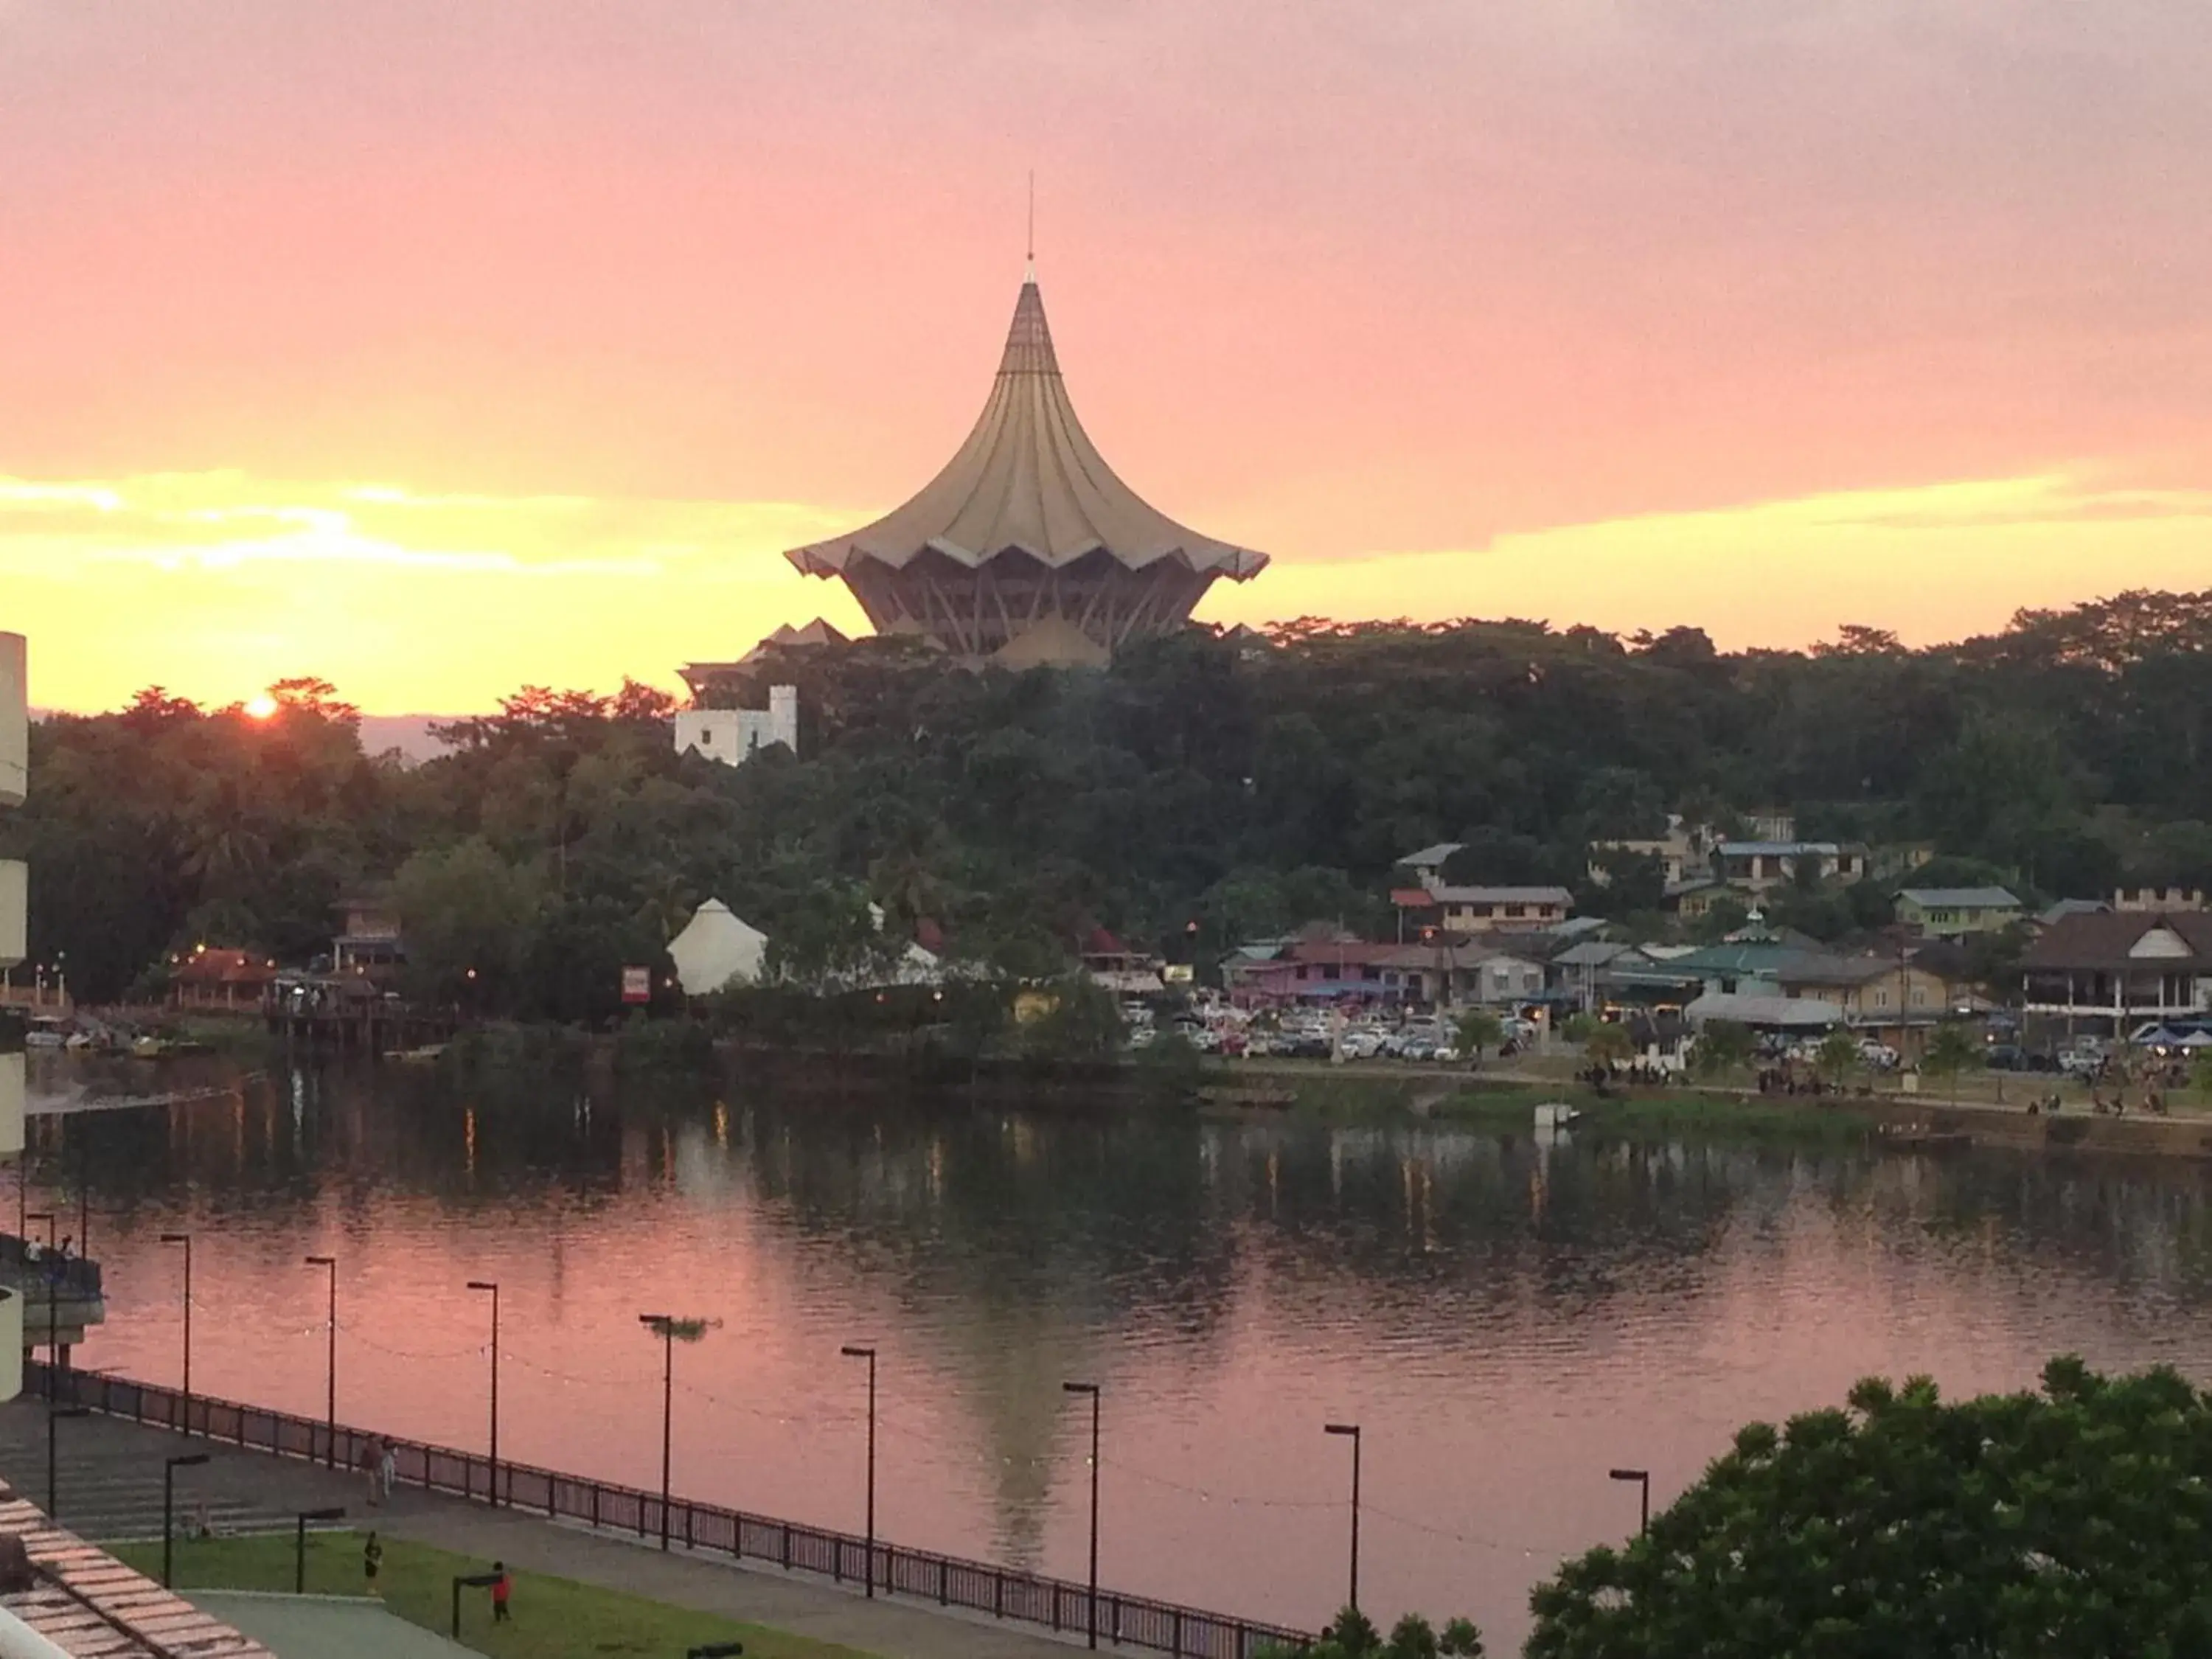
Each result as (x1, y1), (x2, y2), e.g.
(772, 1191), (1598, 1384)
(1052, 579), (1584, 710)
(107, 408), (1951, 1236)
(1214, 1061), (2212, 1161)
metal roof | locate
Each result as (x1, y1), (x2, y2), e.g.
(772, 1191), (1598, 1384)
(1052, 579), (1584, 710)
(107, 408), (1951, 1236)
(786, 278), (1270, 581)
(1897, 887), (2022, 909)
(1398, 843), (1466, 869)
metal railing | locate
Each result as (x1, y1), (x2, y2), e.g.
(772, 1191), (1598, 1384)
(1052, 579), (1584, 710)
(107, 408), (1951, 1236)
(27, 1362), (1310, 1659)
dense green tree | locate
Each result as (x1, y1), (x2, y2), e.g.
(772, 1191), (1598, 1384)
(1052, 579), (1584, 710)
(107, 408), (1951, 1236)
(1527, 1359), (2212, 1659)
(1691, 1020), (1756, 1079)
(13, 591), (2212, 1009)
(1919, 1020), (1983, 1105)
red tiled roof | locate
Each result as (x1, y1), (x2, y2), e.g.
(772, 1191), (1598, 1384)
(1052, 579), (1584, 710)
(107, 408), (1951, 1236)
(174, 949), (276, 986)
(0, 1485), (274, 1657)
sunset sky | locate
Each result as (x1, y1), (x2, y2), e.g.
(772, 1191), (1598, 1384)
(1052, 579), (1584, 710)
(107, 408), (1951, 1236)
(4, 1), (2208, 713)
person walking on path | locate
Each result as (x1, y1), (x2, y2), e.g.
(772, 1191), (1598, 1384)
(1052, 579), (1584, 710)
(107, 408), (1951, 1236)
(490, 1561), (512, 1624)
(362, 1531), (383, 1597)
(379, 1439), (397, 1502)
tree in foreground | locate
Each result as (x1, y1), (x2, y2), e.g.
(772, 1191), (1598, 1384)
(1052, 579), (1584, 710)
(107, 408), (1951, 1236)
(1918, 1018), (1983, 1105)
(1261, 1607), (1484, 1658)
(1455, 1009), (1506, 1065)
(1691, 1019), (1755, 1080)
(1526, 1358), (2212, 1659)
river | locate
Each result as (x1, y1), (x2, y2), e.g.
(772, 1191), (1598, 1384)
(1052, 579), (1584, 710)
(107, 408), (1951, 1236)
(21, 1052), (2212, 1648)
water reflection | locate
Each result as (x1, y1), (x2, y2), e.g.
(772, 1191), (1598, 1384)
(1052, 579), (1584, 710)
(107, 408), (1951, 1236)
(22, 1054), (2212, 1645)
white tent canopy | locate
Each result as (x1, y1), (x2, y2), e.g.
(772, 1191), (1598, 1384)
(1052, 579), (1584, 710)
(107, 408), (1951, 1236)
(1685, 991), (1845, 1032)
(667, 900), (768, 996)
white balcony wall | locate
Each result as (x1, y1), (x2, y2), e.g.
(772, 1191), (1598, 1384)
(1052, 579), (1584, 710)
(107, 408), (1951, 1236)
(0, 633), (23, 810)
(0, 1284), (20, 1404)
(0, 860), (22, 970)
(0, 1052), (20, 1161)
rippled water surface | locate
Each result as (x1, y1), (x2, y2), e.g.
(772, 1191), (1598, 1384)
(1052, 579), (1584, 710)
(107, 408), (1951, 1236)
(26, 1054), (2212, 1646)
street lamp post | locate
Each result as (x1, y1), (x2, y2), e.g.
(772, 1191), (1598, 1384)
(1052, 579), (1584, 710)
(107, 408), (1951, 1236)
(840, 1346), (877, 1596)
(161, 1233), (192, 1433)
(305, 1257), (338, 1466)
(467, 1281), (499, 1506)
(1610, 1467), (1651, 1535)
(639, 1314), (675, 1551)
(1062, 1382), (1101, 1650)
(294, 1506), (347, 1593)
(1325, 1423), (1363, 1613)
(46, 1405), (88, 1517)
(163, 1452), (209, 1586)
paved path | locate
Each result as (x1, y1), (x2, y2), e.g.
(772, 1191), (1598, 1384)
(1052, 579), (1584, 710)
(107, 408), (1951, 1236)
(0, 1400), (1110, 1659)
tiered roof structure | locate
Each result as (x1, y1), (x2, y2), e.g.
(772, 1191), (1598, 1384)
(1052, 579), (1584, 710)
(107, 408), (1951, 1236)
(786, 271), (1268, 665)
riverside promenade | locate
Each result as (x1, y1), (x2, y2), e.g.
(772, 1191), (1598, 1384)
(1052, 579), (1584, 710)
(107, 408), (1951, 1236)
(0, 1398), (1110, 1659)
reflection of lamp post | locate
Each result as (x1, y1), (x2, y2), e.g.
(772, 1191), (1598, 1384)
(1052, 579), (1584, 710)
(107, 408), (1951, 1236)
(47, 1404), (88, 1517)
(1610, 1467), (1651, 1535)
(161, 1232), (192, 1433)
(840, 1346), (877, 1596)
(305, 1256), (337, 1466)
(1325, 1422), (1362, 1612)
(467, 1281), (499, 1505)
(1062, 1382), (1101, 1650)
(163, 1452), (209, 1586)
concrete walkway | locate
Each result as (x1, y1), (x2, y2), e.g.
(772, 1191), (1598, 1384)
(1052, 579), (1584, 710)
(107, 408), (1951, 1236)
(0, 1401), (1110, 1659)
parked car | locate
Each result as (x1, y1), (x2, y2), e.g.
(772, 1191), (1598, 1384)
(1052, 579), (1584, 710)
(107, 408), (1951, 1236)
(1858, 1040), (1899, 1070)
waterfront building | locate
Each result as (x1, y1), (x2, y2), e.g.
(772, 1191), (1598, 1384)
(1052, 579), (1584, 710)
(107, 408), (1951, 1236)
(784, 270), (1270, 665)
(673, 684), (798, 768)
(2020, 909), (2212, 1035)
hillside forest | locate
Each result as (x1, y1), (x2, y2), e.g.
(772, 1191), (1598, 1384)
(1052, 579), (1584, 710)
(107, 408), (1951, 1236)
(7, 590), (2211, 1021)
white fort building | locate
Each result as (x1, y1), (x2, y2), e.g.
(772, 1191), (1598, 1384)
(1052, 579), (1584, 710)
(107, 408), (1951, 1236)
(674, 684), (798, 768)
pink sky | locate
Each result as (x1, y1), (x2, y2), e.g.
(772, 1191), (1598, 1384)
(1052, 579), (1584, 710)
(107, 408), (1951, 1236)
(3, 1), (2208, 711)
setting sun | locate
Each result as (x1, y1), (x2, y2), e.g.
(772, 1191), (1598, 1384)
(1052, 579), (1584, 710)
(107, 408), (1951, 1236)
(244, 693), (279, 720)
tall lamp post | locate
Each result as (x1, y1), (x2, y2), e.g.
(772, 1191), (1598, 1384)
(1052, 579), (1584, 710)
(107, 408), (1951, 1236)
(161, 1233), (192, 1433)
(639, 1314), (678, 1551)
(305, 1256), (338, 1466)
(467, 1281), (499, 1506)
(840, 1346), (877, 1596)
(1325, 1422), (1363, 1613)
(1610, 1467), (1651, 1536)
(1062, 1381), (1101, 1651)
(163, 1451), (209, 1586)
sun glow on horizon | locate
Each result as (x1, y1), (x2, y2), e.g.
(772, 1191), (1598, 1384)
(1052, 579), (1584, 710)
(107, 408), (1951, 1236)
(1, 467), (2208, 715)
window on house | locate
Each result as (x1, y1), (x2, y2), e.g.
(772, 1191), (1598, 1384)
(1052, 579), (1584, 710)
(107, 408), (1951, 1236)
(1472, 904), (1495, 917)
(1505, 905), (1526, 919)
(1294, 965), (1308, 981)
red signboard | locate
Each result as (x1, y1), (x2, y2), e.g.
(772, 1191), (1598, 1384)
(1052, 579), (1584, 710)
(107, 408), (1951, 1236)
(620, 966), (652, 1004)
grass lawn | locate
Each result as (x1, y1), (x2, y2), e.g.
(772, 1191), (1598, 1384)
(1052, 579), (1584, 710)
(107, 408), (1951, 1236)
(108, 1531), (872, 1659)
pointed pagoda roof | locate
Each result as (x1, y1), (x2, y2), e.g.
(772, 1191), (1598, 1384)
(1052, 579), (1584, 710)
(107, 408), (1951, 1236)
(785, 276), (1269, 579)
